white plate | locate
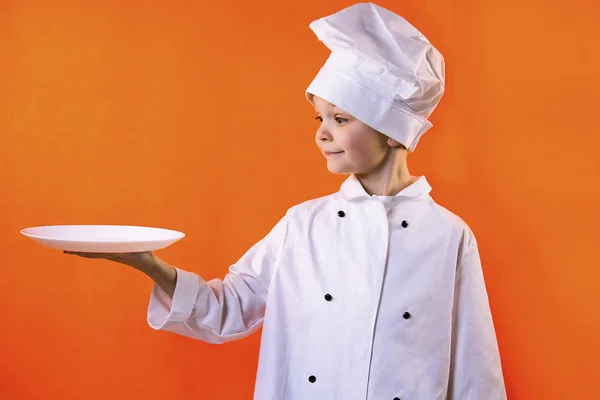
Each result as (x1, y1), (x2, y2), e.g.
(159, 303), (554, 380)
(20, 225), (185, 253)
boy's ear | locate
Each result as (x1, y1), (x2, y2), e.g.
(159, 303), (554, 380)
(387, 137), (406, 149)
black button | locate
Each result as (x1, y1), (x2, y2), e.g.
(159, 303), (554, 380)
(324, 293), (333, 302)
(403, 312), (411, 319)
(308, 375), (317, 383)
(393, 397), (401, 400)
(338, 210), (346, 217)
(401, 220), (408, 228)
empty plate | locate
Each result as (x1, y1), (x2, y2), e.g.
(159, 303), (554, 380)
(20, 225), (185, 253)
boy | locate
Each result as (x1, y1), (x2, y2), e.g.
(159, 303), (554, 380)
(67, 3), (507, 399)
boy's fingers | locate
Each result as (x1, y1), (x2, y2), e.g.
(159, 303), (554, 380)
(64, 251), (85, 255)
(63, 250), (106, 258)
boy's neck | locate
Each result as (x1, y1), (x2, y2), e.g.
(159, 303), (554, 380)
(356, 173), (416, 197)
(355, 149), (415, 196)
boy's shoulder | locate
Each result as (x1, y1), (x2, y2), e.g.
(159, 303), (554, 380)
(427, 200), (476, 238)
(421, 195), (483, 260)
(284, 191), (340, 216)
(427, 197), (470, 225)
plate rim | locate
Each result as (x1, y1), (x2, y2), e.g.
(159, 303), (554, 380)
(20, 225), (186, 243)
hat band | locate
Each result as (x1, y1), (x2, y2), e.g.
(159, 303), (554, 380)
(306, 66), (432, 152)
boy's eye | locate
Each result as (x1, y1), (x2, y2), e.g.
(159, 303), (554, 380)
(314, 116), (348, 123)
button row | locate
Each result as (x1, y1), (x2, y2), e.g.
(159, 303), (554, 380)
(322, 293), (412, 320)
(307, 374), (401, 399)
(337, 210), (409, 229)
(321, 208), (409, 399)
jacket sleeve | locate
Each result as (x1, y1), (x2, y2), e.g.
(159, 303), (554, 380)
(448, 234), (507, 399)
(146, 212), (290, 344)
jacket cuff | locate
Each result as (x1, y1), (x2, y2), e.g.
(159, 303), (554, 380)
(147, 267), (201, 329)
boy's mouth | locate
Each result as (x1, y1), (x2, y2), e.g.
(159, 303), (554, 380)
(324, 151), (344, 157)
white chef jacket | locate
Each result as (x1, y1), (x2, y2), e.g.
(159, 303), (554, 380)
(147, 175), (506, 400)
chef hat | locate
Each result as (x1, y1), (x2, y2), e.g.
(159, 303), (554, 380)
(306, 2), (445, 152)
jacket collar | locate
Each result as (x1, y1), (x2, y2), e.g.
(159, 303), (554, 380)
(339, 174), (432, 200)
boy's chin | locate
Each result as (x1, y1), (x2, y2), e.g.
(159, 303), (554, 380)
(326, 163), (357, 175)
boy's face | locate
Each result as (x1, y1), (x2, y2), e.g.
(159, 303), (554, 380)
(313, 96), (402, 175)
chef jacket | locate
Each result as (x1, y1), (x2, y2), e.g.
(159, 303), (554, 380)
(147, 174), (507, 399)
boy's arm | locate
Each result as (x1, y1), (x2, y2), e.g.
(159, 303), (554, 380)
(448, 235), (507, 399)
(136, 256), (177, 298)
(145, 212), (290, 344)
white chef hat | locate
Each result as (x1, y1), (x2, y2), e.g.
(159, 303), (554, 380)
(306, 2), (445, 152)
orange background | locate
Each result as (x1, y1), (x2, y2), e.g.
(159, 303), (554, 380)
(1, 0), (599, 398)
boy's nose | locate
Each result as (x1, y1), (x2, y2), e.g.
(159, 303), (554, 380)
(316, 126), (333, 142)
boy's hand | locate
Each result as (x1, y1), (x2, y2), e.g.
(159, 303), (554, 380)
(63, 250), (159, 271)
(63, 250), (177, 297)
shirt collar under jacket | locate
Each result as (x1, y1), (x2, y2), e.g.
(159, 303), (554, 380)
(339, 174), (432, 201)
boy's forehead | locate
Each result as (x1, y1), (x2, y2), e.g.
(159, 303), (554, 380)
(314, 102), (344, 113)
